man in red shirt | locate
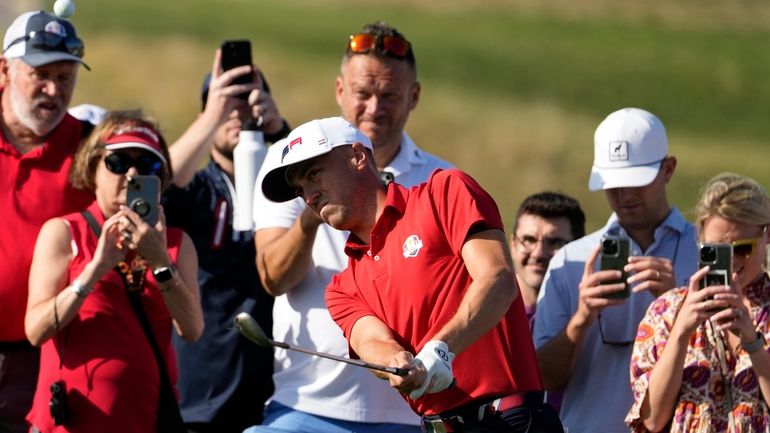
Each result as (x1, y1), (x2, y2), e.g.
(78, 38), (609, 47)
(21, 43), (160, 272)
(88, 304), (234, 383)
(260, 116), (563, 432)
(0, 10), (92, 432)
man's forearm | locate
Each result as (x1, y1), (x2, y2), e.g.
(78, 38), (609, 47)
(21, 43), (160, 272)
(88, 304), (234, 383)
(256, 209), (322, 296)
(536, 313), (591, 390)
(169, 112), (220, 187)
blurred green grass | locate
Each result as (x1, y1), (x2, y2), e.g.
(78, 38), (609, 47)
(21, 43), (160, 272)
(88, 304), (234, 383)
(63, 0), (770, 232)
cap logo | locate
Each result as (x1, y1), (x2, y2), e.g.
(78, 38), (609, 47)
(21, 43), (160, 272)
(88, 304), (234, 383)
(44, 21), (67, 38)
(608, 140), (629, 162)
(289, 137), (302, 150)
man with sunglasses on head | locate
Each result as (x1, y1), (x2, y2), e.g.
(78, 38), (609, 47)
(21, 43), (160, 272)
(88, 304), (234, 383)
(0, 11), (92, 432)
(247, 22), (451, 433)
(532, 107), (699, 433)
(161, 49), (289, 433)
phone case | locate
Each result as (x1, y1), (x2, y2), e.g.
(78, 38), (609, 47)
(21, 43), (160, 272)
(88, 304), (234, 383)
(126, 175), (160, 225)
(221, 39), (252, 86)
(600, 235), (630, 299)
(698, 243), (732, 289)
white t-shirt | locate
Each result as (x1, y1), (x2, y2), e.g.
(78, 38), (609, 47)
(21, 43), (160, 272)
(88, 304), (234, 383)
(253, 133), (452, 424)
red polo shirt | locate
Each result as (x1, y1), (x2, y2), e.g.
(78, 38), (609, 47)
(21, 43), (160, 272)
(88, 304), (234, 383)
(0, 112), (94, 341)
(326, 169), (543, 416)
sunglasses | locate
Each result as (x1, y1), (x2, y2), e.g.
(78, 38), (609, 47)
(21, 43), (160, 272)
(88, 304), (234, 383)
(4, 31), (84, 58)
(598, 313), (633, 347)
(347, 33), (411, 58)
(103, 152), (163, 177)
(731, 226), (768, 258)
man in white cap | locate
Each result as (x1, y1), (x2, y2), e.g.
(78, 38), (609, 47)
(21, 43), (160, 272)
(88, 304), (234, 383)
(259, 116), (561, 433)
(247, 22), (450, 433)
(0, 10), (91, 432)
(532, 107), (699, 432)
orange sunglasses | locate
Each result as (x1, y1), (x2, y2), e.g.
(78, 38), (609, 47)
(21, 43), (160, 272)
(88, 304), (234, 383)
(347, 33), (411, 58)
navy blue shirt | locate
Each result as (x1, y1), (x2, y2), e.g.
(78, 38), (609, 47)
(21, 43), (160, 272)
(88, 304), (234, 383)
(164, 160), (274, 428)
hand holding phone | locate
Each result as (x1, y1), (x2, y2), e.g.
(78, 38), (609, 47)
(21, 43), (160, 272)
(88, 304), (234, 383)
(698, 243), (733, 289)
(126, 175), (160, 226)
(220, 39), (253, 98)
(600, 235), (630, 299)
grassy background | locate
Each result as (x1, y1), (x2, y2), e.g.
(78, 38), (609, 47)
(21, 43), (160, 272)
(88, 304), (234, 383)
(13, 0), (770, 232)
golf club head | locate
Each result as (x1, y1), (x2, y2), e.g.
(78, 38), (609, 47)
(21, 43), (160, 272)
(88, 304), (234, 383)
(234, 312), (272, 347)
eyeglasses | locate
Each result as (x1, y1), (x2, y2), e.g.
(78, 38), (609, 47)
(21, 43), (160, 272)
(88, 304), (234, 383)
(103, 152), (163, 177)
(731, 226), (768, 258)
(4, 31), (84, 58)
(347, 33), (411, 58)
(598, 313), (634, 347)
(514, 234), (568, 253)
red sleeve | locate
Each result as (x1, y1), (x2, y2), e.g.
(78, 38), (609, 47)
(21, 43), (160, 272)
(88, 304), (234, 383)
(428, 169), (504, 255)
(325, 265), (377, 357)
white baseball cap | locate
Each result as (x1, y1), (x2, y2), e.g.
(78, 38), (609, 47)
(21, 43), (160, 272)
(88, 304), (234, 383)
(588, 107), (668, 192)
(3, 11), (89, 70)
(261, 117), (373, 202)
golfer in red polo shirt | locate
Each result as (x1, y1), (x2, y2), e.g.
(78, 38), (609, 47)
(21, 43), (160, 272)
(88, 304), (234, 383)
(260, 116), (563, 433)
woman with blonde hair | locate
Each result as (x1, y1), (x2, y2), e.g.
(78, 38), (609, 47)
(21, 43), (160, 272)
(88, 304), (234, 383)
(627, 172), (770, 432)
(24, 111), (203, 432)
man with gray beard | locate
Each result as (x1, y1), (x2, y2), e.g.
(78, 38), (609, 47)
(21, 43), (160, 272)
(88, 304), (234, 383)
(0, 11), (92, 433)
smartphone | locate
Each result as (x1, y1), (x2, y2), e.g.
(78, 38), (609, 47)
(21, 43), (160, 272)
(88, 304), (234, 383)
(220, 39), (253, 98)
(126, 175), (160, 225)
(600, 235), (630, 299)
(699, 243), (733, 289)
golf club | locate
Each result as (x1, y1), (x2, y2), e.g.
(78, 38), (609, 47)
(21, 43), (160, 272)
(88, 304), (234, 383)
(233, 312), (409, 376)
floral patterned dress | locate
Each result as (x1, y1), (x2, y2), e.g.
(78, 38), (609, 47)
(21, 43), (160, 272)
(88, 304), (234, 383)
(626, 274), (770, 433)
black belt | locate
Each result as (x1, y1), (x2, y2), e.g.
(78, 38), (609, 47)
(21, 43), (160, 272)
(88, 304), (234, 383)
(0, 340), (35, 352)
(421, 391), (544, 433)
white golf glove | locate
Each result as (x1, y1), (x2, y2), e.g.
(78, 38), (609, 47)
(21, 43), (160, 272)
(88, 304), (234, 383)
(409, 340), (455, 400)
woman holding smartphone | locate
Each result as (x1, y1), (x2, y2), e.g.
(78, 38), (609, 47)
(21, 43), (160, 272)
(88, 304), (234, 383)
(24, 111), (203, 432)
(626, 172), (770, 433)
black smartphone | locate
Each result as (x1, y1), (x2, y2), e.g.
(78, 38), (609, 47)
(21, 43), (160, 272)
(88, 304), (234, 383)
(220, 39), (253, 97)
(600, 235), (630, 299)
(126, 175), (160, 225)
(699, 243), (733, 289)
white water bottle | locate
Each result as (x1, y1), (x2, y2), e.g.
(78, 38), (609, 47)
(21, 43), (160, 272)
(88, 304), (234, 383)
(232, 124), (267, 232)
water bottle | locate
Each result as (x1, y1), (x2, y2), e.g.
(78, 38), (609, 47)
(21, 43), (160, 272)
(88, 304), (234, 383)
(232, 120), (268, 232)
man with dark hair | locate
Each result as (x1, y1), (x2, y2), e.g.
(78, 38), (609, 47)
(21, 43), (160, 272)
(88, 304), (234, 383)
(162, 49), (289, 433)
(0, 11), (92, 432)
(510, 191), (585, 325)
(248, 21), (450, 433)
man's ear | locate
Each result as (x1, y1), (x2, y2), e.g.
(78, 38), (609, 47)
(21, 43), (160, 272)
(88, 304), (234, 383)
(349, 142), (371, 170)
(0, 57), (10, 85)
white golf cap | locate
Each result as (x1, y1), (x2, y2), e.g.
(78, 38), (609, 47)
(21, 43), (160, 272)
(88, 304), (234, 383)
(68, 104), (107, 126)
(3, 10), (89, 70)
(261, 117), (372, 202)
(588, 107), (668, 192)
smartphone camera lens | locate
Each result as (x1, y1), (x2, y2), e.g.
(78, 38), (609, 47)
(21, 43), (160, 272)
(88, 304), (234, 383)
(130, 199), (151, 218)
(602, 239), (618, 256)
(700, 246), (717, 264)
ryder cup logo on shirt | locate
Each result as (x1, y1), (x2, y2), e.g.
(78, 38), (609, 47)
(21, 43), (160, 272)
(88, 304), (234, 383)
(608, 140), (629, 162)
(402, 234), (424, 258)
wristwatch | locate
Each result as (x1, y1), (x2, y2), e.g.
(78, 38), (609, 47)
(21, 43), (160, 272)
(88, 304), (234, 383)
(152, 264), (177, 283)
(741, 331), (767, 354)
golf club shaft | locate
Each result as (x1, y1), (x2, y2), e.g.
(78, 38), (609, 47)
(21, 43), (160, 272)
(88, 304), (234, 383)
(276, 341), (408, 376)
(234, 312), (408, 376)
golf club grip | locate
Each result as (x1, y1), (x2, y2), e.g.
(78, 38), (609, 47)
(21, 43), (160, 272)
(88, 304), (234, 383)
(288, 345), (409, 376)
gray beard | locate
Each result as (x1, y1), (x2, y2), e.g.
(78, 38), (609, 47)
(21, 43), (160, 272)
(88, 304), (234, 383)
(9, 84), (64, 137)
